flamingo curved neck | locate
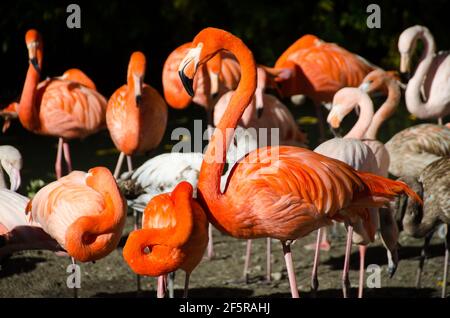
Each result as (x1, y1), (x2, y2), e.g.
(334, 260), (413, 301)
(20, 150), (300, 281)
(365, 80), (400, 139)
(198, 36), (257, 200)
(18, 61), (41, 131)
(344, 93), (374, 139)
(405, 30), (436, 118)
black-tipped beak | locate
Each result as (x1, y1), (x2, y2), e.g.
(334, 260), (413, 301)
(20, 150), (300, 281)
(30, 58), (40, 74)
(257, 107), (263, 118)
(178, 69), (194, 97)
(400, 72), (410, 83)
(135, 95), (143, 107)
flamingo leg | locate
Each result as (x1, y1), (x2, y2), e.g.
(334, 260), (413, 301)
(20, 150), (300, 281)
(126, 155), (133, 172)
(266, 238), (272, 282)
(206, 224), (214, 259)
(55, 138), (63, 179)
(113, 152), (125, 179)
(416, 231), (433, 288)
(442, 224), (449, 298)
(168, 272), (175, 298)
(438, 117), (443, 125)
(310, 228), (322, 296)
(62, 141), (73, 174)
(242, 239), (252, 283)
(71, 257), (78, 298)
(183, 272), (190, 298)
(157, 275), (166, 298)
(281, 241), (299, 298)
(342, 225), (354, 298)
(358, 245), (367, 298)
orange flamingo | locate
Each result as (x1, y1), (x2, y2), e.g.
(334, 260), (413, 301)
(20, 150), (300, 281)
(264, 34), (376, 139)
(123, 181), (208, 298)
(26, 167), (126, 262)
(178, 27), (421, 298)
(106, 51), (168, 179)
(16, 29), (107, 180)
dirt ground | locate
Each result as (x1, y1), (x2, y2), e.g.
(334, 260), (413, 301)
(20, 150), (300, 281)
(0, 213), (447, 298)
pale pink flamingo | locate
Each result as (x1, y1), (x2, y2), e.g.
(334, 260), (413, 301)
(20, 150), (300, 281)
(398, 25), (450, 123)
(178, 27), (421, 298)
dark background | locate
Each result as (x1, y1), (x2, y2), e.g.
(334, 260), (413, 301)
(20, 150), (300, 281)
(0, 0), (449, 193)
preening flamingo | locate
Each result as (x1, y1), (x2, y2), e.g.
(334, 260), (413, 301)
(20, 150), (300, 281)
(107, 51), (168, 179)
(392, 157), (450, 298)
(385, 124), (450, 178)
(26, 167), (126, 262)
(0, 146), (60, 259)
(263, 34), (376, 139)
(317, 87), (400, 297)
(178, 27), (421, 298)
(16, 29), (107, 180)
(123, 181), (208, 298)
(398, 25), (450, 123)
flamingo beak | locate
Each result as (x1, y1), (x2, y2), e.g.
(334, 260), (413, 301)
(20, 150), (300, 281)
(133, 73), (143, 106)
(400, 53), (411, 74)
(359, 82), (370, 93)
(7, 166), (21, 191)
(27, 42), (40, 74)
(178, 44), (202, 97)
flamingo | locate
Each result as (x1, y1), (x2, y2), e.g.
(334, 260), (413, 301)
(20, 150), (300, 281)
(214, 67), (308, 147)
(0, 146), (61, 259)
(178, 27), (421, 298)
(123, 181), (208, 298)
(314, 87), (400, 297)
(263, 34), (376, 139)
(398, 25), (450, 123)
(107, 51), (168, 179)
(385, 124), (450, 178)
(26, 167), (126, 262)
(392, 157), (449, 298)
(16, 29), (107, 180)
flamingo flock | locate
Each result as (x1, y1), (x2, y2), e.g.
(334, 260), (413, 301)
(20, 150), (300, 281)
(0, 23), (449, 299)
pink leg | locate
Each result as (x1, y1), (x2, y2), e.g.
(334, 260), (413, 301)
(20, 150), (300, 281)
(358, 245), (367, 298)
(342, 225), (353, 298)
(126, 155), (133, 172)
(242, 239), (252, 283)
(266, 238), (272, 282)
(311, 228), (322, 295)
(113, 152), (125, 179)
(55, 138), (63, 180)
(62, 141), (72, 174)
(157, 275), (166, 298)
(183, 272), (190, 298)
(281, 241), (299, 298)
(206, 224), (214, 259)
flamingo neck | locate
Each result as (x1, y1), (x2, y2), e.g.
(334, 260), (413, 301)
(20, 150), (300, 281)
(405, 29), (436, 118)
(18, 60), (41, 131)
(344, 93), (374, 139)
(198, 37), (257, 201)
(365, 80), (400, 139)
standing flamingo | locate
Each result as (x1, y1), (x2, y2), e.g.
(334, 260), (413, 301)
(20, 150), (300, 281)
(178, 27), (421, 298)
(385, 124), (450, 178)
(123, 181), (208, 298)
(392, 157), (450, 298)
(107, 51), (168, 179)
(263, 34), (376, 139)
(315, 87), (400, 297)
(16, 29), (107, 180)
(398, 25), (450, 123)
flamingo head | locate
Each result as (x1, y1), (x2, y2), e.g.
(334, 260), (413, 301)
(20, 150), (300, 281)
(25, 29), (43, 74)
(327, 87), (366, 129)
(127, 51), (146, 106)
(398, 25), (429, 73)
(359, 69), (388, 93)
(179, 28), (235, 97)
(0, 145), (22, 191)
